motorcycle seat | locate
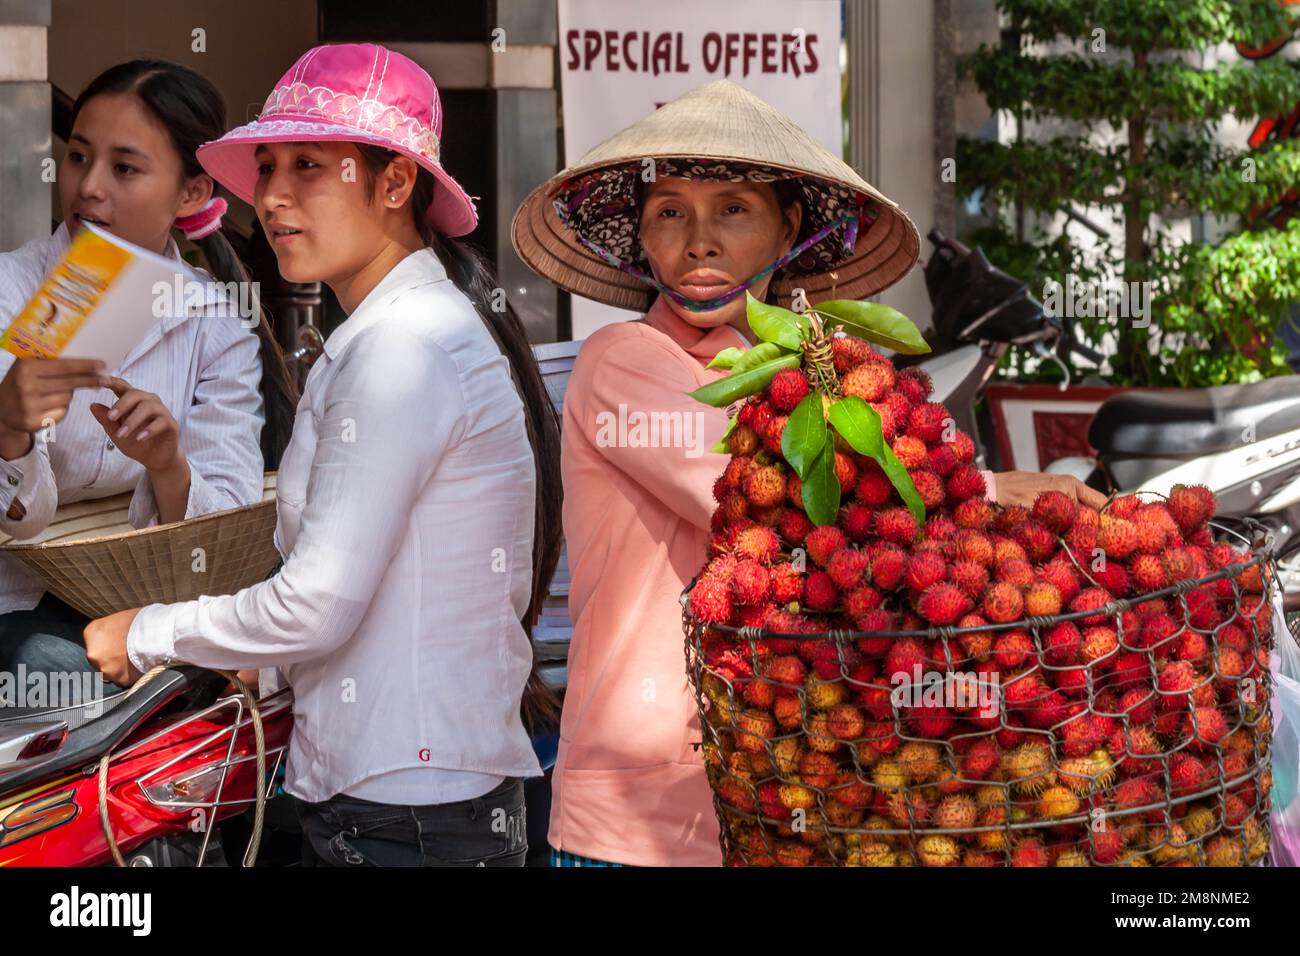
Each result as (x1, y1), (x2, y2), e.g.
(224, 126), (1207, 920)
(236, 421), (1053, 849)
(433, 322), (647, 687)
(0, 667), (204, 794)
(1089, 377), (1300, 458)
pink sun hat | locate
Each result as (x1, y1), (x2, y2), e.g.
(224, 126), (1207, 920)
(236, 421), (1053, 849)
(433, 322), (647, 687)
(196, 42), (478, 237)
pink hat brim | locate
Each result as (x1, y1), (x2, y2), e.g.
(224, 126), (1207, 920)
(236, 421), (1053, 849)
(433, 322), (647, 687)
(196, 118), (478, 238)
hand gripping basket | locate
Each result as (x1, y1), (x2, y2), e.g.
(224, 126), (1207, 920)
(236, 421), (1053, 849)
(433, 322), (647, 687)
(0, 472), (279, 618)
(683, 517), (1277, 867)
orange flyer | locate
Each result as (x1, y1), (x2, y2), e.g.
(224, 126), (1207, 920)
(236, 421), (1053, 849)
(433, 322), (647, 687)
(1, 226), (131, 359)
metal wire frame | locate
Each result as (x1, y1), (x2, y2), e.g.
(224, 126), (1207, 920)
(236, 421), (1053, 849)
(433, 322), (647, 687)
(683, 517), (1278, 866)
(103, 688), (291, 867)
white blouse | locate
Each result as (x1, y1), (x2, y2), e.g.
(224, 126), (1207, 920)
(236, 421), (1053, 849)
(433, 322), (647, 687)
(0, 223), (266, 613)
(127, 248), (544, 805)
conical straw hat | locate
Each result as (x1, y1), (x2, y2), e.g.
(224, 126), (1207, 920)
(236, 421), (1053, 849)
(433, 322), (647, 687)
(0, 473), (280, 618)
(512, 79), (919, 312)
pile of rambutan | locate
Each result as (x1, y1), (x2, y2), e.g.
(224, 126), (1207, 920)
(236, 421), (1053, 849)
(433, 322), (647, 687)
(684, 295), (1275, 867)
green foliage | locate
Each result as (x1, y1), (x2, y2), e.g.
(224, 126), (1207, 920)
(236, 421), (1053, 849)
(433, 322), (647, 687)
(965, 49), (1300, 125)
(995, 0), (1296, 51)
(689, 295), (929, 524)
(960, 0), (1300, 387)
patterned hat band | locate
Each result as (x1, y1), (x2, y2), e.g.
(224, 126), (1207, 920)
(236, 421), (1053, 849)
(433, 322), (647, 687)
(258, 81), (443, 164)
(551, 158), (877, 311)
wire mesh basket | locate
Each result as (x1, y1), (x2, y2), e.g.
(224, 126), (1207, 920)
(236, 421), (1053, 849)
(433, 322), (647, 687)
(683, 517), (1277, 867)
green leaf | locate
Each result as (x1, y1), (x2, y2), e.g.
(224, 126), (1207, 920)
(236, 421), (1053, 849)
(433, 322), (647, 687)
(706, 347), (745, 370)
(746, 292), (809, 350)
(686, 352), (802, 408)
(781, 393), (828, 480)
(814, 300), (931, 355)
(730, 341), (787, 376)
(827, 396), (885, 458)
(801, 444), (841, 527)
(878, 442), (927, 527)
(828, 396), (926, 525)
(710, 412), (739, 454)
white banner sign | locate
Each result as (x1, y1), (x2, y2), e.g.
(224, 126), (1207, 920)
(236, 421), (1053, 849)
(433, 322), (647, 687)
(557, 0), (843, 337)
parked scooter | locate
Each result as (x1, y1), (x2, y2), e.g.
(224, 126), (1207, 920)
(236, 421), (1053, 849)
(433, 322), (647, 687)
(1051, 376), (1300, 591)
(912, 228), (1300, 589)
(0, 667), (292, 866)
(907, 229), (1101, 463)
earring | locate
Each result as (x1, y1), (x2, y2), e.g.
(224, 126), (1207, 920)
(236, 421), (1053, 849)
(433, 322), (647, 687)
(389, 195), (397, 203)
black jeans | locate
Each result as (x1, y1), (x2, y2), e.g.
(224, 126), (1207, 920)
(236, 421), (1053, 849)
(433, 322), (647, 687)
(294, 776), (528, 867)
(0, 593), (123, 703)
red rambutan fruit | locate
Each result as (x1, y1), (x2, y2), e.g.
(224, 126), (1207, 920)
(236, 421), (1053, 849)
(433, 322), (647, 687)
(855, 467), (894, 507)
(828, 547), (870, 591)
(904, 550), (949, 592)
(907, 402), (952, 444)
(732, 525), (781, 563)
(895, 366), (934, 404)
(840, 360), (895, 402)
(689, 576), (732, 624)
(743, 464), (787, 508)
(731, 560), (772, 604)
(950, 560), (991, 600)
(946, 464), (988, 503)
(891, 435), (929, 470)
(918, 582), (973, 625)
(830, 335), (875, 373)
(911, 469), (947, 510)
(954, 497), (995, 530)
(805, 526), (848, 568)
(768, 368), (810, 413)
(875, 507), (919, 547)
(804, 571), (840, 612)
(983, 581), (1025, 623)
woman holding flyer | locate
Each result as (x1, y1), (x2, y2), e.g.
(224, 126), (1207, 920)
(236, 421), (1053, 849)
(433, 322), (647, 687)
(511, 80), (1106, 866)
(83, 43), (562, 867)
(0, 60), (295, 689)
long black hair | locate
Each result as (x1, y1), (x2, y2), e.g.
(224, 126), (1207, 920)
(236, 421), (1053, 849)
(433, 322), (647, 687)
(71, 60), (298, 466)
(356, 145), (564, 732)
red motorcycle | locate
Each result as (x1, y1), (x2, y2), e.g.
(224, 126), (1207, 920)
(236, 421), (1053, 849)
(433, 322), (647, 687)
(0, 667), (292, 866)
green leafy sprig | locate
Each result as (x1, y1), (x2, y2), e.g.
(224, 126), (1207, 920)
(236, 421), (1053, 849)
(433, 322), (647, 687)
(689, 293), (932, 527)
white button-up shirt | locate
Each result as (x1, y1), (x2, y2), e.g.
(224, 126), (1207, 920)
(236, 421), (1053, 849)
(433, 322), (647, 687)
(127, 249), (544, 805)
(0, 223), (266, 612)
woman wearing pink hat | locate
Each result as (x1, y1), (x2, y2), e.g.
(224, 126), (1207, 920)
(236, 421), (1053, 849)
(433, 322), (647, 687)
(84, 43), (562, 867)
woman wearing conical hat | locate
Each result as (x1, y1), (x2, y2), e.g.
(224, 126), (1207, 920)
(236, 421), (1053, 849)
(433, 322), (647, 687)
(513, 80), (1103, 867)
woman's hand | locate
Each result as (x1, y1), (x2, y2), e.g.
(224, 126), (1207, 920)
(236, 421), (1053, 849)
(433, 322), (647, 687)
(84, 608), (144, 687)
(88, 377), (184, 473)
(993, 470), (1108, 510)
(227, 669), (261, 697)
(0, 357), (108, 457)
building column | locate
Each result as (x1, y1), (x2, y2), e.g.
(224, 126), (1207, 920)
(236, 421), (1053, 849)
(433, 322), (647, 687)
(846, 0), (935, 329)
(0, 0), (51, 251)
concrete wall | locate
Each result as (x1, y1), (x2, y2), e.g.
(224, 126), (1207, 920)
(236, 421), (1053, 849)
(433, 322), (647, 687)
(0, 0), (52, 251)
(47, 0), (317, 226)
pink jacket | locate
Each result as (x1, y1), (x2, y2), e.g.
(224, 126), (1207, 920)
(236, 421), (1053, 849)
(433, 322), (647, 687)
(550, 298), (741, 866)
(549, 297), (997, 866)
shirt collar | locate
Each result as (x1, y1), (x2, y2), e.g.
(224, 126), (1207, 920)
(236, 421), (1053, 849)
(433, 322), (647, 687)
(323, 249), (449, 361)
(51, 219), (186, 269)
(641, 294), (753, 366)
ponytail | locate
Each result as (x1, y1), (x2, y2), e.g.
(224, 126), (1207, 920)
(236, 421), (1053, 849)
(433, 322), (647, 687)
(192, 230), (299, 467)
(357, 145), (564, 733)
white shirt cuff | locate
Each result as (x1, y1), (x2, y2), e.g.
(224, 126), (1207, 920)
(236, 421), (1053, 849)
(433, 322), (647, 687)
(127, 603), (181, 673)
(0, 435), (41, 509)
(979, 468), (997, 503)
